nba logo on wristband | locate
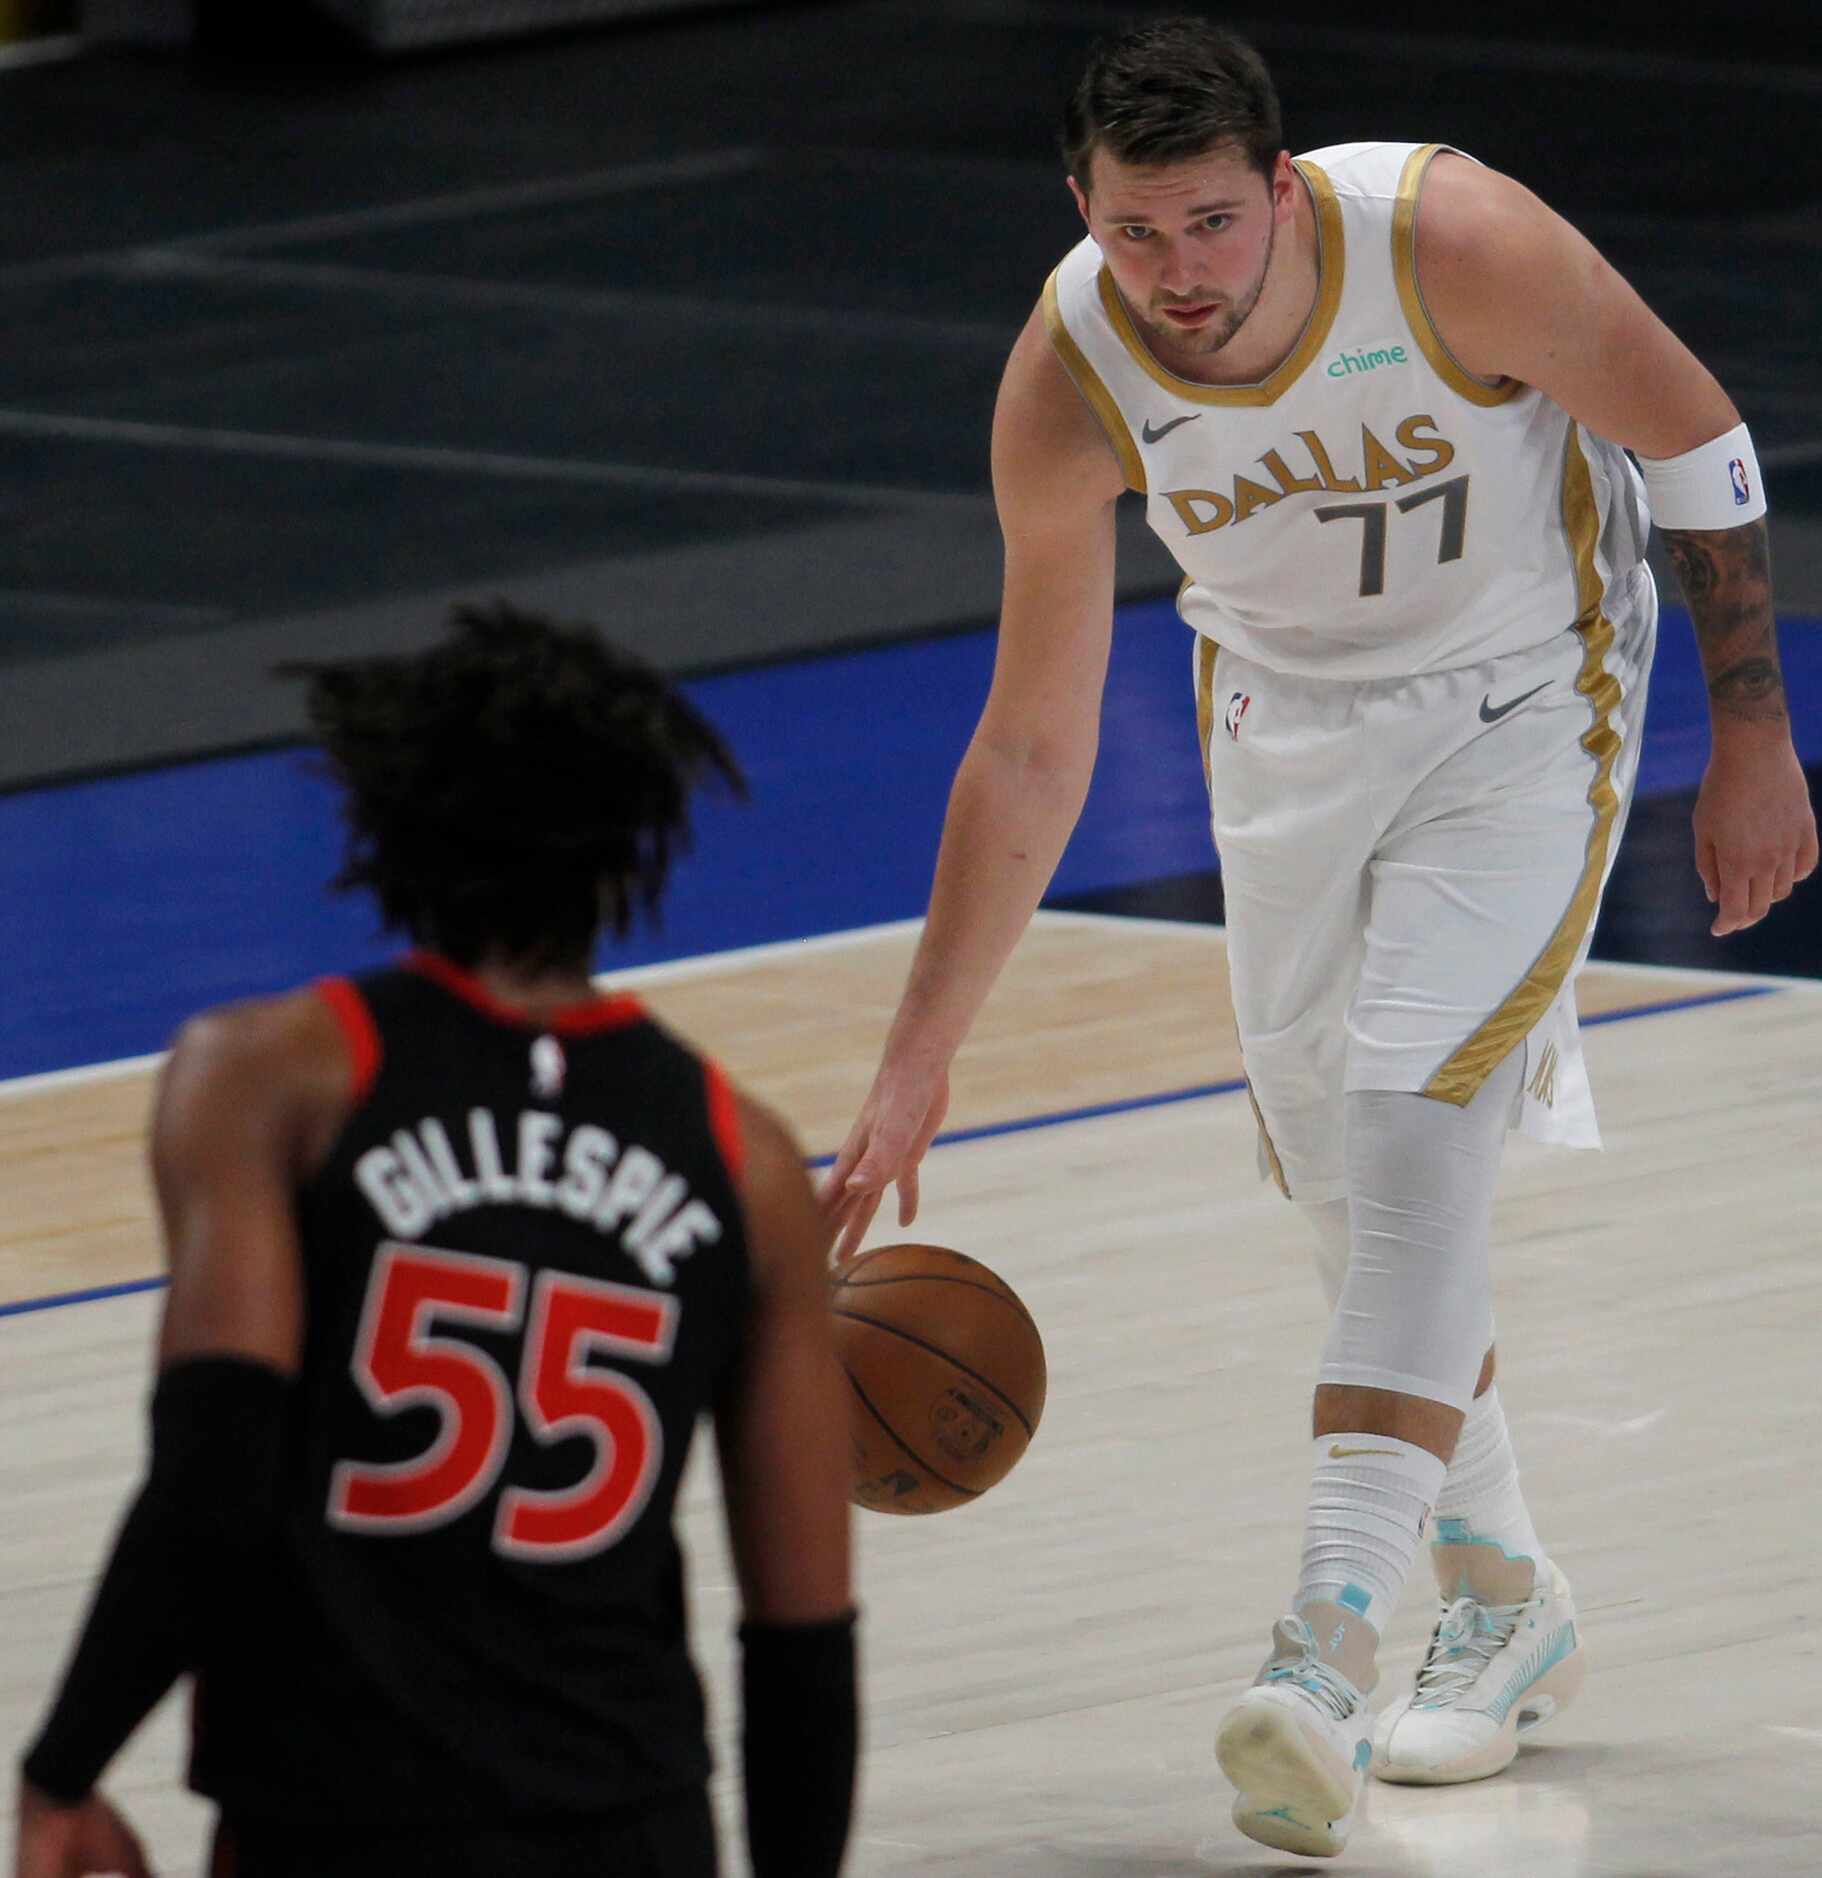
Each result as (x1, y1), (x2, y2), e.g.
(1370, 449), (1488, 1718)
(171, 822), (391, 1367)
(1729, 458), (1751, 505)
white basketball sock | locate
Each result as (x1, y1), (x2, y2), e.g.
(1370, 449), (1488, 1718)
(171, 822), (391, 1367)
(1431, 1384), (1549, 1584)
(1294, 1434), (1446, 1643)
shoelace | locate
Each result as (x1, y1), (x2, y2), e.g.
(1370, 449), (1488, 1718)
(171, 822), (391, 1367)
(1263, 1625), (1362, 1722)
(1410, 1595), (1529, 1708)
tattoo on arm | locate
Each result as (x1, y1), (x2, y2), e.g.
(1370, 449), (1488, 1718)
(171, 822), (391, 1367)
(1660, 520), (1788, 725)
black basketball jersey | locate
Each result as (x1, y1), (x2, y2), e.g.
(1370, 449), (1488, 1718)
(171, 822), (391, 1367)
(189, 953), (751, 1826)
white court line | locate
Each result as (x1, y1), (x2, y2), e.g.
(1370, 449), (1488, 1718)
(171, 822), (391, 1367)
(0, 34), (82, 71)
(1762, 441), (1822, 471)
(175, 149), (769, 253)
(0, 589), (229, 625)
(0, 1050), (166, 1103)
(600, 917), (927, 988)
(0, 151), (769, 283)
(1036, 908), (1822, 994)
(4, 909), (1814, 1103)
(0, 408), (979, 516)
(110, 249), (1016, 350)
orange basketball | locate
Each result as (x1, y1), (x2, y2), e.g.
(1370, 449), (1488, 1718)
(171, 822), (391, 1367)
(829, 1243), (1046, 1515)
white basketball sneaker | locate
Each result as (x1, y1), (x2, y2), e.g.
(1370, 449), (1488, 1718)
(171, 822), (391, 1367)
(1216, 1615), (1372, 1858)
(1373, 1561), (1585, 1784)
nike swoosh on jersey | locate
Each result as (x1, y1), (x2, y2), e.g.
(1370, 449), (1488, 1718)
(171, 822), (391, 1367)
(1141, 414), (1201, 444)
(1478, 681), (1550, 723)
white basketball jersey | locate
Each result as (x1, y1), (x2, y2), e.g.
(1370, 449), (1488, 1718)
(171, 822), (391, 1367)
(1045, 142), (1650, 678)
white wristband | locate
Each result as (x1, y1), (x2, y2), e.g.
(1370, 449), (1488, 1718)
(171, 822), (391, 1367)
(1636, 421), (1766, 530)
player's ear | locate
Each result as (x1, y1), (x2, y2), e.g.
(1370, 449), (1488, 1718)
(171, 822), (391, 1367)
(1067, 173), (1091, 228)
(1272, 150), (1297, 218)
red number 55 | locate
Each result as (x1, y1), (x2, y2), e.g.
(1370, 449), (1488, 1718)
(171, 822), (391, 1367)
(328, 1243), (678, 1562)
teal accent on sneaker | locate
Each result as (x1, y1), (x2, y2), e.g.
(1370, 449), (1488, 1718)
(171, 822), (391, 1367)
(1483, 1621), (1578, 1724)
(1339, 1583), (1372, 1615)
(1430, 1524), (1540, 1567)
(1256, 1806), (1302, 1824)
(1353, 1739), (1373, 1772)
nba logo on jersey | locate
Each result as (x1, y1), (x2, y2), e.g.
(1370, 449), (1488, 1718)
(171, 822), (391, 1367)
(1224, 691), (1251, 740)
(1729, 457), (1751, 506)
(530, 1034), (566, 1100)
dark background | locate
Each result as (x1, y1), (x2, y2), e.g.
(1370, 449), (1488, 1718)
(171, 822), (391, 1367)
(0, 1), (1817, 1013)
(2, 0), (1818, 785)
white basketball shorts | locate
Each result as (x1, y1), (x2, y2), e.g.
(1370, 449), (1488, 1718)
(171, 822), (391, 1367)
(1198, 562), (1657, 1204)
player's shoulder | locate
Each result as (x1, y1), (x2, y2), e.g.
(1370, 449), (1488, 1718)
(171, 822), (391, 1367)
(995, 287), (1129, 510)
(168, 984), (340, 1076)
(1410, 147), (1551, 261)
(1296, 138), (1433, 200)
(159, 984), (362, 1145)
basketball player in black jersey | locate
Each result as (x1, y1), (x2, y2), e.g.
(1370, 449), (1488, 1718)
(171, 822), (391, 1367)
(15, 606), (856, 1878)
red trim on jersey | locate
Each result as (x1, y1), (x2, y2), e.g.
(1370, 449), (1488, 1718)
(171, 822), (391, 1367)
(314, 977), (382, 1103)
(405, 950), (646, 1036)
(703, 1058), (745, 1188)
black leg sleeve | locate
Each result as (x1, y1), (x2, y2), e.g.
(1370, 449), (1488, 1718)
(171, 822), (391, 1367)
(740, 1611), (858, 1878)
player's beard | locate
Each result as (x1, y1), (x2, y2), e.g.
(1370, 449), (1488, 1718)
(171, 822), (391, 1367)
(1150, 212), (1277, 358)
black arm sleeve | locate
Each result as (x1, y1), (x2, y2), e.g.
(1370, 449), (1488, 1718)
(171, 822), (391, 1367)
(20, 1356), (289, 1804)
(741, 1610), (858, 1878)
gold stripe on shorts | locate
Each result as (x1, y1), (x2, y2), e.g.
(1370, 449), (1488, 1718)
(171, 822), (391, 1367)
(1193, 629), (1219, 801)
(1423, 426), (1622, 1105)
(1246, 1079), (1292, 1199)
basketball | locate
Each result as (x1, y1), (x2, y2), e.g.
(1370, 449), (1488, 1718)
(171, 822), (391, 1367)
(830, 1243), (1047, 1515)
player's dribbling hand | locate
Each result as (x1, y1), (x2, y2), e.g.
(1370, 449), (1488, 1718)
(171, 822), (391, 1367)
(821, 1062), (950, 1265)
(14, 1782), (152, 1878)
(1693, 733), (1819, 936)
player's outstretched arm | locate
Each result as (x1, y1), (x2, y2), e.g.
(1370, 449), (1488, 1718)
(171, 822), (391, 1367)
(824, 300), (1129, 1260)
(1413, 153), (1817, 934)
(714, 1092), (856, 1877)
(16, 994), (343, 1868)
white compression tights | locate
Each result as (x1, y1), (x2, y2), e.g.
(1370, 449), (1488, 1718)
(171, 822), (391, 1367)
(1308, 1048), (1524, 1412)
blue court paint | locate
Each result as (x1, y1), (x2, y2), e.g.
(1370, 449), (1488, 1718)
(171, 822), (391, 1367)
(0, 980), (1783, 1319)
(804, 1074), (1252, 1168)
(0, 1276), (169, 1320)
(2, 601), (1817, 1080)
(1580, 984), (1772, 1026)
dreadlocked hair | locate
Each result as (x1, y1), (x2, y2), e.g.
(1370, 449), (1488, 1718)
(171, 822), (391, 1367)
(283, 602), (746, 971)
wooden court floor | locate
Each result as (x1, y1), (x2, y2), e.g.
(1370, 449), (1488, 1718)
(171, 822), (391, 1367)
(4, 913), (1820, 1875)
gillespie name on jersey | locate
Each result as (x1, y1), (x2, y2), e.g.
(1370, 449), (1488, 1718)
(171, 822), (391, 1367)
(354, 1108), (725, 1286)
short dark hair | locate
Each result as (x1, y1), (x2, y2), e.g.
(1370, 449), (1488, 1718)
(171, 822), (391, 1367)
(284, 602), (745, 971)
(1061, 16), (1283, 193)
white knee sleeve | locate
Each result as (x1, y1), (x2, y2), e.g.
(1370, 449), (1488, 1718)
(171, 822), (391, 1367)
(1297, 1197), (1351, 1309)
(1318, 1049), (1521, 1411)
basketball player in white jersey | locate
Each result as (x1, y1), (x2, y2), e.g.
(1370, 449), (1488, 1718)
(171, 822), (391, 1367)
(824, 14), (1816, 1862)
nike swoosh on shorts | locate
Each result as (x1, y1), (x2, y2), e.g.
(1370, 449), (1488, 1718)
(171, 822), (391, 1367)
(1478, 682), (1549, 723)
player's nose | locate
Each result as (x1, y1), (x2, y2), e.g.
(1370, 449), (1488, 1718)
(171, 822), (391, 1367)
(1156, 241), (1199, 296)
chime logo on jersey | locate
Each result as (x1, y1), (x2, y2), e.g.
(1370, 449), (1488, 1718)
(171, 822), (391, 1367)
(1729, 457), (1751, 506)
(1225, 691), (1251, 739)
(530, 1034), (565, 1099)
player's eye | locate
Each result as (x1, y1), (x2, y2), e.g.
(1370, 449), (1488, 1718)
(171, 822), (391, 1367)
(1201, 214), (1231, 233)
(1119, 225), (1154, 242)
